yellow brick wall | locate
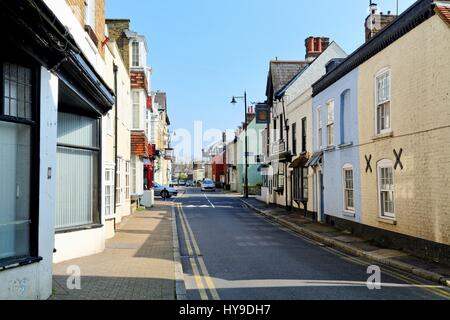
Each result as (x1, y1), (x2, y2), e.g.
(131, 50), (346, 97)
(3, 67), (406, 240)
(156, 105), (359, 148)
(358, 15), (450, 245)
(66, 0), (106, 57)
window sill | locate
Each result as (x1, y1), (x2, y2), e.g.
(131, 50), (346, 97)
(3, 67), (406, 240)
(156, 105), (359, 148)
(323, 145), (336, 152)
(372, 131), (393, 141)
(0, 256), (43, 273)
(343, 211), (356, 218)
(378, 217), (397, 225)
(55, 224), (103, 234)
(338, 142), (353, 149)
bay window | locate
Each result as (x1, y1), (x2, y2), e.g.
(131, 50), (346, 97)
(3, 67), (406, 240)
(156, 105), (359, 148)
(116, 158), (122, 206)
(105, 167), (114, 217)
(132, 41), (140, 67)
(0, 62), (38, 263)
(125, 161), (130, 200)
(132, 91), (140, 129)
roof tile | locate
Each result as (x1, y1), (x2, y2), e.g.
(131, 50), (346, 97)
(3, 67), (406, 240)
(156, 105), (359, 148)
(436, 5), (450, 26)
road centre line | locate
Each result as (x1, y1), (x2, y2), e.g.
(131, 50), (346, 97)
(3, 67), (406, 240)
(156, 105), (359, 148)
(203, 193), (216, 208)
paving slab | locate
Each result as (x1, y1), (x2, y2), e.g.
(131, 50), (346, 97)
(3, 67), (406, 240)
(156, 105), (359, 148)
(50, 201), (176, 300)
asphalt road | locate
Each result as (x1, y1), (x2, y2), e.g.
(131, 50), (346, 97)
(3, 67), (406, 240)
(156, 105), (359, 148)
(174, 188), (450, 300)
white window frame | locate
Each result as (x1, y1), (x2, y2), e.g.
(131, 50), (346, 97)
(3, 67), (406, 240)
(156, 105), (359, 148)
(116, 158), (122, 206)
(105, 165), (115, 217)
(326, 100), (335, 146)
(375, 68), (392, 135)
(317, 107), (323, 149)
(125, 160), (130, 200)
(377, 159), (395, 219)
(342, 164), (355, 213)
(132, 91), (141, 130)
(131, 41), (140, 67)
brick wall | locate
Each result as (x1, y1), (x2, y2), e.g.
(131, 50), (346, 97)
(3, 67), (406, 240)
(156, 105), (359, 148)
(106, 19), (131, 71)
(65, 0), (106, 57)
(358, 15), (450, 246)
(130, 70), (148, 93)
(131, 131), (149, 157)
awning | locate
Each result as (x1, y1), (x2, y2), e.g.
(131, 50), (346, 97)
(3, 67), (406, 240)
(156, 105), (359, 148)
(0, 0), (114, 116)
(290, 153), (310, 168)
(305, 151), (323, 167)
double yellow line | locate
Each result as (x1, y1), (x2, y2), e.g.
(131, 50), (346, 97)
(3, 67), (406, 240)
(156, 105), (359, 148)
(176, 202), (220, 300)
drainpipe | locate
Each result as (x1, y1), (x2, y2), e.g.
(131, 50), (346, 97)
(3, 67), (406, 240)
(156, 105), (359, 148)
(113, 63), (119, 223)
(281, 97), (291, 211)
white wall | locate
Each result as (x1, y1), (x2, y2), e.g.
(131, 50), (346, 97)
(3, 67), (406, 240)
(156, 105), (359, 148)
(0, 68), (58, 300)
(53, 227), (105, 263)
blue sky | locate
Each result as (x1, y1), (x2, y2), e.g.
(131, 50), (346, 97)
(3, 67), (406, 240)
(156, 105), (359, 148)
(106, 0), (416, 160)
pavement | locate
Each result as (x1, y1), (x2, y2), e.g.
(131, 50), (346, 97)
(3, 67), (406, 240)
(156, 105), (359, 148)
(175, 188), (450, 300)
(51, 201), (176, 300)
(240, 196), (450, 288)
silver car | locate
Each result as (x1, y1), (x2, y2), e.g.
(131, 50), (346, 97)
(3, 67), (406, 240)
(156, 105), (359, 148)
(153, 183), (178, 198)
(201, 179), (216, 192)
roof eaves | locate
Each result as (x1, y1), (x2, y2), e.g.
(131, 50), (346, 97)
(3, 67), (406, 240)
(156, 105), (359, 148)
(312, 0), (436, 97)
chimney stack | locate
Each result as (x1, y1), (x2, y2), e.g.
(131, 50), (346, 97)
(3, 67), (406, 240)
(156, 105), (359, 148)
(365, 3), (397, 42)
(305, 37), (330, 62)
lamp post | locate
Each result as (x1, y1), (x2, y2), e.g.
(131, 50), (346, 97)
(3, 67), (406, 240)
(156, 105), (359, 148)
(231, 92), (249, 198)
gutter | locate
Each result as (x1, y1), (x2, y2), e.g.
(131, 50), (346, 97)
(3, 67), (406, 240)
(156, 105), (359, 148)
(113, 63), (119, 220)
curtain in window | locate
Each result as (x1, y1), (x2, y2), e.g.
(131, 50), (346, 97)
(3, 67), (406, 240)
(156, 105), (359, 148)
(56, 148), (95, 228)
(0, 122), (31, 259)
(56, 113), (99, 229)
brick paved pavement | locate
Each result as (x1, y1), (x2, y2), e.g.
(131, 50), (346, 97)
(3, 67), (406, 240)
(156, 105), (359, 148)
(51, 201), (176, 300)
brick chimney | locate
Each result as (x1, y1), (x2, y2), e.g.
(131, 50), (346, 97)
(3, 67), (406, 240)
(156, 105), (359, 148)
(305, 37), (330, 62)
(246, 106), (256, 124)
(365, 3), (397, 42)
(105, 19), (131, 69)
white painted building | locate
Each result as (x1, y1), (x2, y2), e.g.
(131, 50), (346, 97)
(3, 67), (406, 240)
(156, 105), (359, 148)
(0, 0), (114, 299)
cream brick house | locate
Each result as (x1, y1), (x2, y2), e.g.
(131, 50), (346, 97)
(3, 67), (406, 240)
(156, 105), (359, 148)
(312, 0), (450, 264)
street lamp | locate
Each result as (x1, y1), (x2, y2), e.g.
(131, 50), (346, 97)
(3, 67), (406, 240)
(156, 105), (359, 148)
(231, 91), (249, 198)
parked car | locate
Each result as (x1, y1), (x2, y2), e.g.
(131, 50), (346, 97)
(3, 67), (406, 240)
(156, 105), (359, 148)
(170, 179), (178, 187)
(201, 179), (216, 192)
(178, 180), (186, 186)
(153, 183), (178, 198)
(186, 180), (194, 187)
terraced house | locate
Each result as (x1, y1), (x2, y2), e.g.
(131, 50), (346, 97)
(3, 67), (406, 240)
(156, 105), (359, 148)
(0, 0), (114, 298)
(106, 19), (156, 208)
(260, 38), (347, 215)
(312, 0), (450, 264)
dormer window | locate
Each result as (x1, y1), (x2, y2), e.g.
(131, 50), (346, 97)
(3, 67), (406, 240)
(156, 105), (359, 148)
(132, 41), (140, 67)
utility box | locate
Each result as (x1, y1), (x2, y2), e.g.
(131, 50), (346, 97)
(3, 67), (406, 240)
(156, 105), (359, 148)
(141, 189), (155, 208)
